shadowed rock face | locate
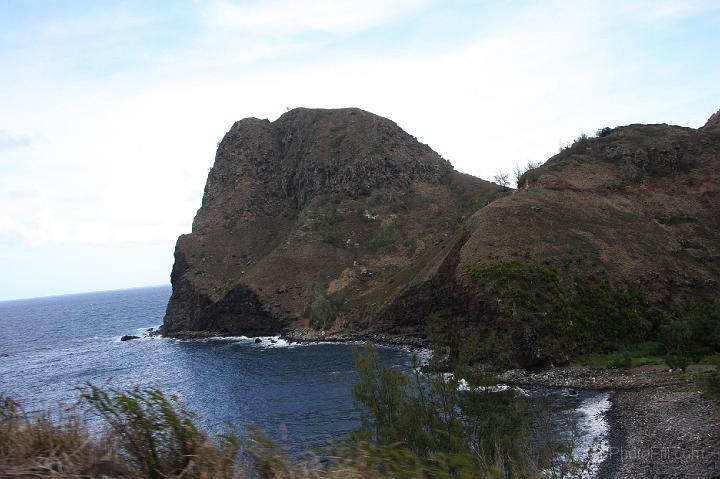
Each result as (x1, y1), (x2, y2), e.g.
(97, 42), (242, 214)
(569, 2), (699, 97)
(704, 109), (720, 129)
(163, 107), (720, 367)
(161, 108), (502, 337)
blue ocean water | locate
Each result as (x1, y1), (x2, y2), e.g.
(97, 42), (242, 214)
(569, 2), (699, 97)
(0, 286), (412, 450)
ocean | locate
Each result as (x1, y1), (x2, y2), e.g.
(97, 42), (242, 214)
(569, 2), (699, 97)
(0, 285), (412, 450)
(0, 285), (610, 473)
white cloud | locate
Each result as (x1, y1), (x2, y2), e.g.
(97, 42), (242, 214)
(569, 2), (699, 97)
(0, 130), (37, 150)
(203, 0), (432, 34)
(0, 215), (34, 242)
(620, 0), (720, 22)
(36, 7), (153, 39)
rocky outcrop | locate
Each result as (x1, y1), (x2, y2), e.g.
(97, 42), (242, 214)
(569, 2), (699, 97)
(163, 107), (720, 367)
(162, 108), (502, 337)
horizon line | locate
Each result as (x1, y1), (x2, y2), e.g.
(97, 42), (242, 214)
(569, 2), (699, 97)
(0, 284), (170, 304)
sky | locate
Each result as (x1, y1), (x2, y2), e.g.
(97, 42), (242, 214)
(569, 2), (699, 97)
(0, 0), (719, 301)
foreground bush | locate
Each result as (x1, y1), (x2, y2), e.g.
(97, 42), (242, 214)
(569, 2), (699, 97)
(80, 384), (239, 478)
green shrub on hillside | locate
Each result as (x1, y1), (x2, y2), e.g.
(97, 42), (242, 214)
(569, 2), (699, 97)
(371, 225), (396, 249)
(596, 127), (612, 137)
(305, 288), (338, 329)
(322, 227), (345, 248)
(467, 260), (654, 363)
(323, 209), (344, 226)
(464, 259), (719, 368)
(559, 133), (591, 155)
(659, 302), (720, 369)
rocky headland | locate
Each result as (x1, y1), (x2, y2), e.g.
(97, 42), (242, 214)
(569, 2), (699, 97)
(162, 107), (720, 368)
(161, 107), (504, 340)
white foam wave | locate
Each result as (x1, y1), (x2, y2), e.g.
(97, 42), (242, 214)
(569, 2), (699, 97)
(135, 325), (161, 336)
(572, 392), (611, 477)
(440, 373), (529, 396)
(541, 391), (611, 478)
(130, 331), (428, 355)
(185, 335), (302, 348)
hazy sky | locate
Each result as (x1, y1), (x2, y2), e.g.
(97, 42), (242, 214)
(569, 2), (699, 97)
(1, 0), (719, 300)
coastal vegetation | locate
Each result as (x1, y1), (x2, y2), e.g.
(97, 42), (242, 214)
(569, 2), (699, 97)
(451, 260), (720, 370)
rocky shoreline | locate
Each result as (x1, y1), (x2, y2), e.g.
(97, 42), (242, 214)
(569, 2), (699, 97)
(501, 365), (720, 478)
(498, 365), (696, 390)
(603, 386), (720, 478)
(281, 328), (429, 349)
(157, 328), (429, 349)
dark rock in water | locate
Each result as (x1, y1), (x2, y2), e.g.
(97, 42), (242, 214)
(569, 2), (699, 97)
(254, 338), (262, 343)
(120, 335), (140, 341)
(146, 327), (154, 331)
(147, 328), (164, 337)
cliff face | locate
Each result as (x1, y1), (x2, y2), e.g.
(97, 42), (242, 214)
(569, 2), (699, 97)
(163, 107), (720, 366)
(162, 108), (503, 337)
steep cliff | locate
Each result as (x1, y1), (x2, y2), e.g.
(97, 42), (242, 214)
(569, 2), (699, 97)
(162, 108), (504, 337)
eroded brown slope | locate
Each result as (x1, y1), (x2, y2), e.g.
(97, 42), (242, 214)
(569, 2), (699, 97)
(457, 122), (720, 302)
(162, 108), (503, 337)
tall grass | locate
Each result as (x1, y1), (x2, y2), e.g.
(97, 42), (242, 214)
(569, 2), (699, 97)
(0, 394), (115, 477)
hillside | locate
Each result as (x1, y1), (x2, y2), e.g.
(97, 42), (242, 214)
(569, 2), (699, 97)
(162, 108), (720, 367)
(446, 117), (720, 366)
